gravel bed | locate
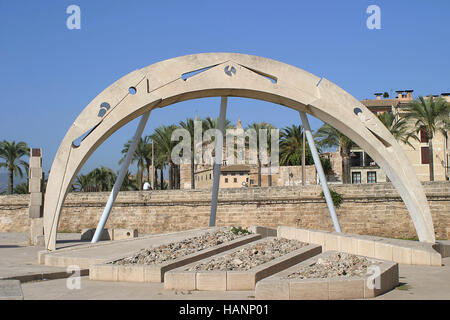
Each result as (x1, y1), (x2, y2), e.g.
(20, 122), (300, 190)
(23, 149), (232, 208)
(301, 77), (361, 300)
(113, 227), (250, 265)
(284, 252), (382, 279)
(187, 238), (307, 271)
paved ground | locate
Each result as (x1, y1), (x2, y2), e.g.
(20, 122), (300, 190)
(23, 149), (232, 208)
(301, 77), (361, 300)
(1, 232), (449, 300)
(372, 257), (450, 300)
(21, 277), (256, 300)
(0, 232), (88, 280)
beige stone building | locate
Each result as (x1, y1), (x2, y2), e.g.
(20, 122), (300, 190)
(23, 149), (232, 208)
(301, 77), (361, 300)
(193, 164), (250, 189)
(179, 118), (322, 189)
(352, 90), (450, 183)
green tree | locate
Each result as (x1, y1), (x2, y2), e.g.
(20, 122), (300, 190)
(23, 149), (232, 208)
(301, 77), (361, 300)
(151, 125), (178, 189)
(88, 166), (117, 192)
(0, 141), (29, 194)
(404, 96), (450, 181)
(74, 174), (93, 192)
(119, 170), (138, 191)
(14, 182), (29, 194)
(320, 157), (333, 176)
(279, 124), (314, 166)
(120, 137), (152, 190)
(377, 112), (418, 148)
(315, 124), (353, 184)
(202, 117), (232, 132)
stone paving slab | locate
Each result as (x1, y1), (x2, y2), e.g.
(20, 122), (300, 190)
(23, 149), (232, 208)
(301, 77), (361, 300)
(89, 233), (262, 282)
(0, 233), (88, 281)
(278, 226), (442, 266)
(255, 250), (398, 300)
(164, 238), (322, 291)
(0, 280), (24, 300)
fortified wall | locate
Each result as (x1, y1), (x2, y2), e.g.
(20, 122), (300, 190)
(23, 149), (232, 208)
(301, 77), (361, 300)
(0, 182), (449, 240)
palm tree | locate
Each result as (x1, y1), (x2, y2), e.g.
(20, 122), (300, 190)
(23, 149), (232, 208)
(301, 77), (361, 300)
(315, 124), (353, 184)
(120, 137), (152, 190)
(0, 141), (29, 194)
(377, 112), (418, 148)
(119, 170), (138, 191)
(202, 117), (233, 132)
(14, 182), (29, 194)
(151, 125), (178, 189)
(404, 96), (450, 181)
(74, 174), (93, 192)
(246, 122), (275, 187)
(280, 124), (314, 166)
(88, 166), (117, 191)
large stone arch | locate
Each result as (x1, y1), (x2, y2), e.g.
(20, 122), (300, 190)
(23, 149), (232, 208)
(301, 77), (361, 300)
(43, 52), (436, 250)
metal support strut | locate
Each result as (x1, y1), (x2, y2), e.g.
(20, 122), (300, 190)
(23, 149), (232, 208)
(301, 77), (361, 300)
(91, 111), (151, 243)
(299, 112), (341, 232)
(209, 97), (228, 227)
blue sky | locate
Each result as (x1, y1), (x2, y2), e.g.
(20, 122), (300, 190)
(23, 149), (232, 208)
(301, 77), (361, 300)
(0, 0), (449, 175)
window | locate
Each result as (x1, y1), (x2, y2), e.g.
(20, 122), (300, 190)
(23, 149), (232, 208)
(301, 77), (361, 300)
(209, 174), (211, 179)
(234, 178), (237, 183)
(367, 171), (377, 183)
(231, 173), (236, 176)
(350, 152), (363, 167)
(225, 178), (228, 183)
(222, 173), (227, 176)
(250, 179), (255, 185)
(352, 172), (361, 184)
(240, 172), (244, 176)
(246, 178), (249, 182)
(421, 147), (430, 164)
(420, 127), (428, 143)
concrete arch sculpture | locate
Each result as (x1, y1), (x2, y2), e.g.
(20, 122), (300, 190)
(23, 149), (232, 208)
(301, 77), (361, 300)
(43, 53), (436, 250)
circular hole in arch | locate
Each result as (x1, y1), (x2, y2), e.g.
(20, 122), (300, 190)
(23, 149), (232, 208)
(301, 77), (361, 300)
(353, 107), (363, 116)
(128, 87), (137, 95)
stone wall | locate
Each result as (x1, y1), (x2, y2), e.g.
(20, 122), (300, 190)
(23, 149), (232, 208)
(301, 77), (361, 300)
(277, 165), (317, 186)
(0, 194), (30, 233)
(1, 182), (449, 240)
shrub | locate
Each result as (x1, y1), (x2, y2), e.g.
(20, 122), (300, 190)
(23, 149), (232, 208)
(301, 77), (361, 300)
(231, 226), (251, 235)
(320, 188), (343, 208)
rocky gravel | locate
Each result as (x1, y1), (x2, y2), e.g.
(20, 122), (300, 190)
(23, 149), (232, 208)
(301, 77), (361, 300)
(187, 238), (307, 271)
(284, 252), (381, 279)
(113, 227), (250, 265)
